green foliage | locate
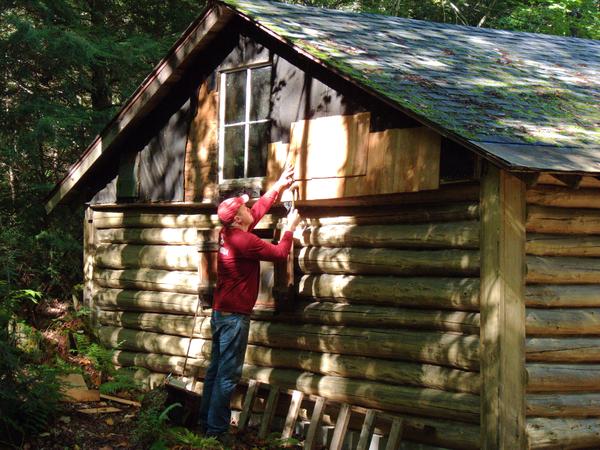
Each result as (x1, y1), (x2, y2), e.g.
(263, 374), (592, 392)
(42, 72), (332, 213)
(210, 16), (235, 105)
(263, 432), (301, 449)
(132, 388), (180, 448)
(99, 367), (143, 396)
(72, 332), (115, 375)
(0, 288), (62, 447)
(167, 428), (223, 449)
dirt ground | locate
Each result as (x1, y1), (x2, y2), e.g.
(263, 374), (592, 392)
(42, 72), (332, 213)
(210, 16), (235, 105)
(23, 400), (140, 450)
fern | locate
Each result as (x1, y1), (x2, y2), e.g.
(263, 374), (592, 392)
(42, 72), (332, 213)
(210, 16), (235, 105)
(99, 367), (142, 395)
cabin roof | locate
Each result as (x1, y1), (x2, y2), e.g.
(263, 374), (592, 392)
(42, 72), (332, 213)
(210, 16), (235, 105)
(227, 0), (600, 172)
(45, 0), (600, 212)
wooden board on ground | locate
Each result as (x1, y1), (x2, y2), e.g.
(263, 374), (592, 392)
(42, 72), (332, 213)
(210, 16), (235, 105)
(77, 407), (122, 415)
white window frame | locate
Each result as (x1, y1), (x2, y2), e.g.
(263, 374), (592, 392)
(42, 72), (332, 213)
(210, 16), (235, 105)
(218, 64), (271, 184)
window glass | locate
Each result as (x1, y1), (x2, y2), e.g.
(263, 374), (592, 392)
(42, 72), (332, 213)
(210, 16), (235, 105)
(223, 125), (245, 179)
(247, 122), (269, 178)
(220, 65), (271, 180)
(224, 70), (246, 124)
(249, 66), (271, 121)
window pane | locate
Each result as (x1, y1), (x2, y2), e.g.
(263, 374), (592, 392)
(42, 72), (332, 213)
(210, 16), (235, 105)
(247, 121), (270, 178)
(223, 125), (245, 179)
(250, 66), (271, 121)
(224, 70), (246, 124)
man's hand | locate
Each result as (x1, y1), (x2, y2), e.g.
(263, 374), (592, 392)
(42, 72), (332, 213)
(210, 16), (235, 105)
(274, 163), (295, 192)
(284, 208), (302, 233)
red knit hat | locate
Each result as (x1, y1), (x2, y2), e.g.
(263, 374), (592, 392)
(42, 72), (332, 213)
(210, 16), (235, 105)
(217, 194), (249, 224)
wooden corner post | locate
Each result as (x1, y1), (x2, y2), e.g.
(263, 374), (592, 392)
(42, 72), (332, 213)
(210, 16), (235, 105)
(480, 163), (527, 449)
(83, 207), (98, 332)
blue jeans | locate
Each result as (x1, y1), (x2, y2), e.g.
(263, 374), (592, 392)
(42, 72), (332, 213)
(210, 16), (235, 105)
(199, 310), (250, 435)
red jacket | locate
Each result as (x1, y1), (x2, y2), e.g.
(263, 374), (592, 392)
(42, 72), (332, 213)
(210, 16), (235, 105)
(213, 189), (293, 315)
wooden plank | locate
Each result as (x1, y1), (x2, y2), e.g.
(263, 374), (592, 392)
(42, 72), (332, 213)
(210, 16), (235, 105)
(265, 141), (290, 192)
(184, 79), (218, 202)
(526, 234), (600, 257)
(99, 393), (141, 407)
(259, 385), (280, 439)
(356, 409), (377, 450)
(330, 402), (351, 450)
(77, 407), (121, 415)
(238, 379), (260, 432)
(282, 390), (304, 440)
(304, 396), (326, 450)
(62, 389), (101, 403)
(526, 255), (600, 284)
(527, 363), (600, 392)
(385, 418), (404, 450)
(290, 113), (370, 200)
(480, 164), (527, 449)
(365, 127), (440, 196)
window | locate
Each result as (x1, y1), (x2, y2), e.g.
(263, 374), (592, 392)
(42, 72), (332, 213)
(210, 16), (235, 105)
(219, 65), (271, 181)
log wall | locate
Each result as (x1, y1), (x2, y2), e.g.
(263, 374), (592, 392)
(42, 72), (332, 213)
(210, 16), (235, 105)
(86, 182), (482, 449)
(525, 175), (600, 449)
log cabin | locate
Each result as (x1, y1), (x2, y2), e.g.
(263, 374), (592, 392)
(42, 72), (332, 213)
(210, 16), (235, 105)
(45, 0), (600, 448)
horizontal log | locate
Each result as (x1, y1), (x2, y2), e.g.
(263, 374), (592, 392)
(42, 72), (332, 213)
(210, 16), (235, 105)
(527, 234), (600, 257)
(92, 211), (275, 230)
(526, 337), (600, 363)
(243, 346), (480, 394)
(114, 353), (480, 449)
(98, 311), (212, 338)
(527, 255), (600, 284)
(109, 349), (479, 422)
(113, 346), (480, 394)
(527, 393), (600, 417)
(527, 186), (600, 209)
(98, 299), (479, 334)
(94, 268), (199, 294)
(525, 285), (600, 308)
(297, 221), (479, 249)
(537, 173), (600, 189)
(94, 289), (200, 314)
(298, 274), (480, 311)
(527, 363), (600, 393)
(527, 205), (600, 235)
(302, 202), (479, 226)
(243, 366), (480, 423)
(96, 227), (199, 245)
(297, 247), (479, 276)
(527, 417), (600, 449)
(93, 211), (217, 229)
(526, 309), (600, 335)
(292, 302), (480, 333)
(99, 323), (480, 370)
(95, 244), (199, 271)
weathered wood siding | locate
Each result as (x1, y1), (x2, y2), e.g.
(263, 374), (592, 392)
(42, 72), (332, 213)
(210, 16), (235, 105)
(525, 175), (600, 450)
(86, 182), (482, 449)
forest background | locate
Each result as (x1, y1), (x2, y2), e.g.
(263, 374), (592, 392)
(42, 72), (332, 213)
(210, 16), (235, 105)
(0, 0), (597, 445)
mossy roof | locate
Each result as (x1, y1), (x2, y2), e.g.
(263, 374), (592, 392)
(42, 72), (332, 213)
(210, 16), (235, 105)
(224, 0), (600, 172)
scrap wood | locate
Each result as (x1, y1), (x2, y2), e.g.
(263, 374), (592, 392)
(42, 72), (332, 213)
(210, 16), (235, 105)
(99, 394), (141, 407)
(62, 388), (101, 403)
(77, 407), (122, 415)
(58, 373), (100, 403)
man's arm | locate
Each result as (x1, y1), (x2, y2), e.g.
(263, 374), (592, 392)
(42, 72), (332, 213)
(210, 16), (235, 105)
(241, 208), (302, 261)
(249, 164), (295, 229)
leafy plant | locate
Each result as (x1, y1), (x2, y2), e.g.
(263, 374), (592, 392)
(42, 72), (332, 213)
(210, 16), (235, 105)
(72, 332), (115, 376)
(132, 388), (180, 448)
(167, 427), (223, 449)
(100, 367), (143, 397)
(0, 288), (62, 447)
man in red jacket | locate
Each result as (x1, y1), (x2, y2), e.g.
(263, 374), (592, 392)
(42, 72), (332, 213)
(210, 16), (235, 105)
(199, 166), (300, 440)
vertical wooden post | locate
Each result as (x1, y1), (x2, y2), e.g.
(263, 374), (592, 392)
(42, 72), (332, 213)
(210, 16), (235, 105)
(304, 396), (326, 450)
(238, 380), (260, 432)
(329, 402), (351, 450)
(83, 207), (98, 331)
(282, 390), (304, 439)
(259, 385), (280, 439)
(480, 164), (527, 449)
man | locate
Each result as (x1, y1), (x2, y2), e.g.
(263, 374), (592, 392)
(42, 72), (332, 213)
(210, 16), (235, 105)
(199, 165), (301, 440)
